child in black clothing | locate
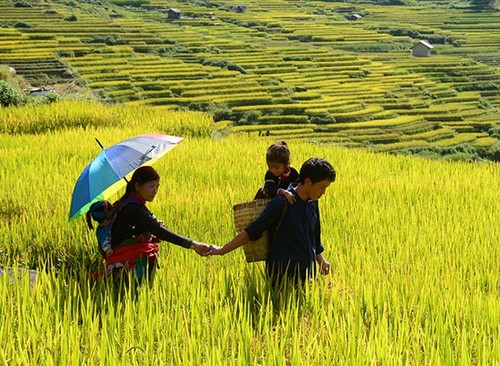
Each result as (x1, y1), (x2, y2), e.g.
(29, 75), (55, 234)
(254, 140), (299, 204)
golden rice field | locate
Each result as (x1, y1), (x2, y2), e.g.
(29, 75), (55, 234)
(0, 102), (499, 364)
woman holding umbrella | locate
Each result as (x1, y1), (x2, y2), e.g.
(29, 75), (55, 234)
(106, 166), (210, 283)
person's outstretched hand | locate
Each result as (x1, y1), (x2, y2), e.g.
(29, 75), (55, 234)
(192, 242), (210, 256)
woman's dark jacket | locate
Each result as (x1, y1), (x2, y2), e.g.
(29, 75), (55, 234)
(111, 198), (193, 249)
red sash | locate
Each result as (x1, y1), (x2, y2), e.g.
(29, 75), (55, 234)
(105, 240), (159, 266)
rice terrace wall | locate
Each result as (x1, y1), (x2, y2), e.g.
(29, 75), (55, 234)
(0, 0), (499, 160)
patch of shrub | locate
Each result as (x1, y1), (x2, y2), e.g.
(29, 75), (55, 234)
(310, 113), (336, 125)
(456, 83), (499, 92)
(283, 56), (312, 62)
(14, 21), (32, 28)
(212, 105), (233, 122)
(239, 110), (262, 124)
(29, 91), (62, 105)
(202, 59), (247, 74)
(186, 101), (232, 122)
(486, 143), (500, 162)
(108, 0), (149, 7)
(14, 1), (31, 7)
(133, 46), (152, 53)
(81, 35), (117, 45)
(478, 98), (494, 110)
(0, 80), (24, 107)
(257, 77), (283, 87)
(64, 14), (78, 21)
(488, 126), (500, 139)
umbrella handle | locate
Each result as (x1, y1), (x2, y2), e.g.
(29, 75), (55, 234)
(95, 138), (105, 149)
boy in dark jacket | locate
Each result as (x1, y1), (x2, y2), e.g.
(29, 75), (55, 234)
(211, 157), (336, 285)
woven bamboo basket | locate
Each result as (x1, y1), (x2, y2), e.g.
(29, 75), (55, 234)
(232, 198), (271, 262)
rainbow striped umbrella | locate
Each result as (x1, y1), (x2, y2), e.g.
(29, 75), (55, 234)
(69, 134), (183, 221)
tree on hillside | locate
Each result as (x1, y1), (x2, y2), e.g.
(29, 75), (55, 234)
(470, 0), (498, 10)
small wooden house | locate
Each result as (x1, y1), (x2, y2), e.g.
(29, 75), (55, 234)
(411, 40), (434, 57)
(167, 8), (181, 20)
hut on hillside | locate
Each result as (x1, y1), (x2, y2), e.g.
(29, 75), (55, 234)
(411, 40), (434, 57)
(167, 8), (182, 20)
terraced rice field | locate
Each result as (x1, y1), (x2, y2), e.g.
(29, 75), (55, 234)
(0, 0), (498, 159)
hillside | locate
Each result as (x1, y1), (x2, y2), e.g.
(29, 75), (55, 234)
(0, 0), (499, 160)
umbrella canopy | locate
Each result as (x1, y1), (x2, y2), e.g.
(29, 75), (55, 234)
(69, 134), (183, 221)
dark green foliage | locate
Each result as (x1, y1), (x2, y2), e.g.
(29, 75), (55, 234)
(0, 80), (23, 107)
(258, 78), (283, 87)
(283, 56), (313, 62)
(81, 35), (117, 45)
(488, 126), (500, 139)
(212, 105), (233, 122)
(202, 59), (247, 74)
(162, 38), (177, 45)
(386, 27), (458, 45)
(394, 142), (500, 162)
(14, 1), (31, 7)
(478, 98), (494, 110)
(133, 46), (153, 53)
(14, 21), (32, 28)
(29, 91), (62, 105)
(289, 34), (313, 43)
(456, 83), (499, 92)
(108, 0), (150, 7)
(186, 101), (232, 122)
(310, 113), (336, 125)
(486, 143), (500, 161)
(64, 14), (77, 21)
(239, 110), (262, 124)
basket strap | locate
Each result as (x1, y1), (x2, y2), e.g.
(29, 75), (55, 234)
(272, 201), (288, 241)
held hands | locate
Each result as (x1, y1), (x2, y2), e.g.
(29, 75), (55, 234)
(207, 245), (224, 256)
(190, 242), (227, 257)
(191, 241), (211, 256)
